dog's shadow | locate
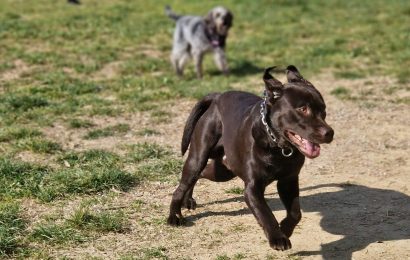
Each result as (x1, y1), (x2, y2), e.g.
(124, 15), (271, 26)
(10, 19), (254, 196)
(209, 60), (262, 77)
(187, 183), (410, 260)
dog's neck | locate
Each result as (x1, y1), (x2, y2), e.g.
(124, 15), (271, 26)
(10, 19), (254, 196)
(259, 97), (294, 157)
(205, 27), (225, 48)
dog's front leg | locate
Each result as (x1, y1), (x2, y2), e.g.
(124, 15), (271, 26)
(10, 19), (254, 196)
(213, 48), (229, 75)
(244, 181), (292, 251)
(277, 177), (301, 238)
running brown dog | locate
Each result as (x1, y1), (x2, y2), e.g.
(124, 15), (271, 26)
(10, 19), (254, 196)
(167, 65), (334, 250)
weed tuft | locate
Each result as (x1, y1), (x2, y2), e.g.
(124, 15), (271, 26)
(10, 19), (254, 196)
(0, 127), (42, 142)
(3, 95), (49, 112)
(127, 143), (171, 163)
(68, 118), (95, 129)
(31, 223), (86, 245)
(68, 206), (128, 233)
(139, 247), (168, 260)
(330, 87), (352, 100)
(0, 202), (26, 256)
(225, 187), (244, 195)
(84, 123), (130, 139)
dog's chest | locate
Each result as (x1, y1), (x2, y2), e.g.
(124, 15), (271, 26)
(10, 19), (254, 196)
(260, 154), (305, 181)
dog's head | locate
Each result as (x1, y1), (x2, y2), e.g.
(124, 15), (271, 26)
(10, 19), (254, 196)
(263, 66), (334, 159)
(205, 6), (233, 37)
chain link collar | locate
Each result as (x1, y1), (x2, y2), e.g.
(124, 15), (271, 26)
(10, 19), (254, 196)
(259, 91), (293, 157)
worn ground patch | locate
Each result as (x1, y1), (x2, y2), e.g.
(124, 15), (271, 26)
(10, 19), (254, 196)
(39, 74), (410, 260)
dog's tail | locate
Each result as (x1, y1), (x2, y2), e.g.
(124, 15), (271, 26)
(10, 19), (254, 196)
(181, 93), (219, 156)
(165, 5), (181, 21)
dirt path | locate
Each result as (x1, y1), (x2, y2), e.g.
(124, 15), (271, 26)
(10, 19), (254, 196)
(53, 74), (410, 260)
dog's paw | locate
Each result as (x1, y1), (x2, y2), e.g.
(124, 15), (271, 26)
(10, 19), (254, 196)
(167, 214), (186, 226)
(269, 235), (292, 251)
(280, 217), (299, 238)
(182, 198), (197, 210)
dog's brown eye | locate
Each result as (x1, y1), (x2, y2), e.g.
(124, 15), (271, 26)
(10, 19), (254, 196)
(297, 106), (309, 115)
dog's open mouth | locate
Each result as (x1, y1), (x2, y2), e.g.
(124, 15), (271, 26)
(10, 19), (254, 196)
(285, 130), (320, 159)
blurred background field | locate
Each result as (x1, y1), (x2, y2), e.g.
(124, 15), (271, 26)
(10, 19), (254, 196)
(0, 0), (409, 259)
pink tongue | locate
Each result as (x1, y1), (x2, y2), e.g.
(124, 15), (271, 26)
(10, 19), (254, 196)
(303, 140), (321, 157)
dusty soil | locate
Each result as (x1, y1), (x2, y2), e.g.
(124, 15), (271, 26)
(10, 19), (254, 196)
(49, 73), (409, 260)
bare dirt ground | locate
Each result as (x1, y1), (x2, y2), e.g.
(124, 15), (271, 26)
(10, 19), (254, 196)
(47, 73), (409, 260)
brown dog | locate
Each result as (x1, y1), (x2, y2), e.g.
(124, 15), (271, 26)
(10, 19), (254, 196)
(167, 65), (334, 250)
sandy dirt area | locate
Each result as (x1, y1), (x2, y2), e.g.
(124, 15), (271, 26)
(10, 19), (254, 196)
(51, 73), (410, 260)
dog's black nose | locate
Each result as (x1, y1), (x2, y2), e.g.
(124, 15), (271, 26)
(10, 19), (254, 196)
(324, 128), (334, 143)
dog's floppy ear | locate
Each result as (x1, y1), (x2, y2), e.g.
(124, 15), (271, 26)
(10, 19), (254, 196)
(263, 66), (283, 100)
(204, 10), (215, 28)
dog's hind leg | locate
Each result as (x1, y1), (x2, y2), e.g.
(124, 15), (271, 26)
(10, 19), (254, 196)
(171, 25), (191, 76)
(200, 156), (235, 182)
(171, 46), (190, 77)
(192, 50), (205, 78)
(167, 112), (221, 225)
(181, 154), (235, 210)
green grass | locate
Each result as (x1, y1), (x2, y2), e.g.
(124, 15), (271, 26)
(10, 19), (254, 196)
(225, 187), (245, 195)
(135, 157), (183, 182)
(138, 247), (169, 260)
(31, 201), (129, 246)
(0, 202), (26, 257)
(0, 0), (408, 258)
(0, 154), (136, 202)
(39, 167), (137, 202)
(17, 137), (62, 154)
(31, 223), (86, 245)
(0, 158), (50, 200)
(0, 143), (177, 202)
(59, 149), (121, 169)
(2, 94), (50, 112)
(84, 123), (130, 139)
(137, 128), (160, 136)
(68, 118), (95, 129)
(0, 127), (42, 142)
(126, 142), (182, 182)
(330, 86), (352, 100)
(127, 142), (172, 163)
(68, 206), (128, 233)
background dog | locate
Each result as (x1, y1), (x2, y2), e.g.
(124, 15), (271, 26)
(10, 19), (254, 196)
(167, 66), (334, 250)
(165, 6), (233, 78)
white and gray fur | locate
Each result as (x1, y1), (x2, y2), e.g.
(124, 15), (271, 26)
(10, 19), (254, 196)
(165, 6), (233, 78)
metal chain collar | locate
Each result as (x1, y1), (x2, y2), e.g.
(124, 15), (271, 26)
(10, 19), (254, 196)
(260, 91), (293, 157)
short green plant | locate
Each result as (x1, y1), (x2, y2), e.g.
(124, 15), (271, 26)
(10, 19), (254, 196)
(84, 123), (130, 139)
(0, 158), (49, 199)
(39, 167), (137, 202)
(0, 202), (26, 256)
(225, 187), (244, 195)
(31, 223), (86, 245)
(17, 138), (62, 154)
(68, 206), (128, 233)
(137, 128), (160, 136)
(127, 142), (171, 163)
(68, 118), (95, 129)
(139, 247), (168, 260)
(215, 255), (230, 260)
(330, 87), (352, 100)
(0, 127), (42, 142)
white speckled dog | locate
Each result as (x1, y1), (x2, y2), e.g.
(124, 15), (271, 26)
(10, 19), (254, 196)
(165, 6), (233, 78)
